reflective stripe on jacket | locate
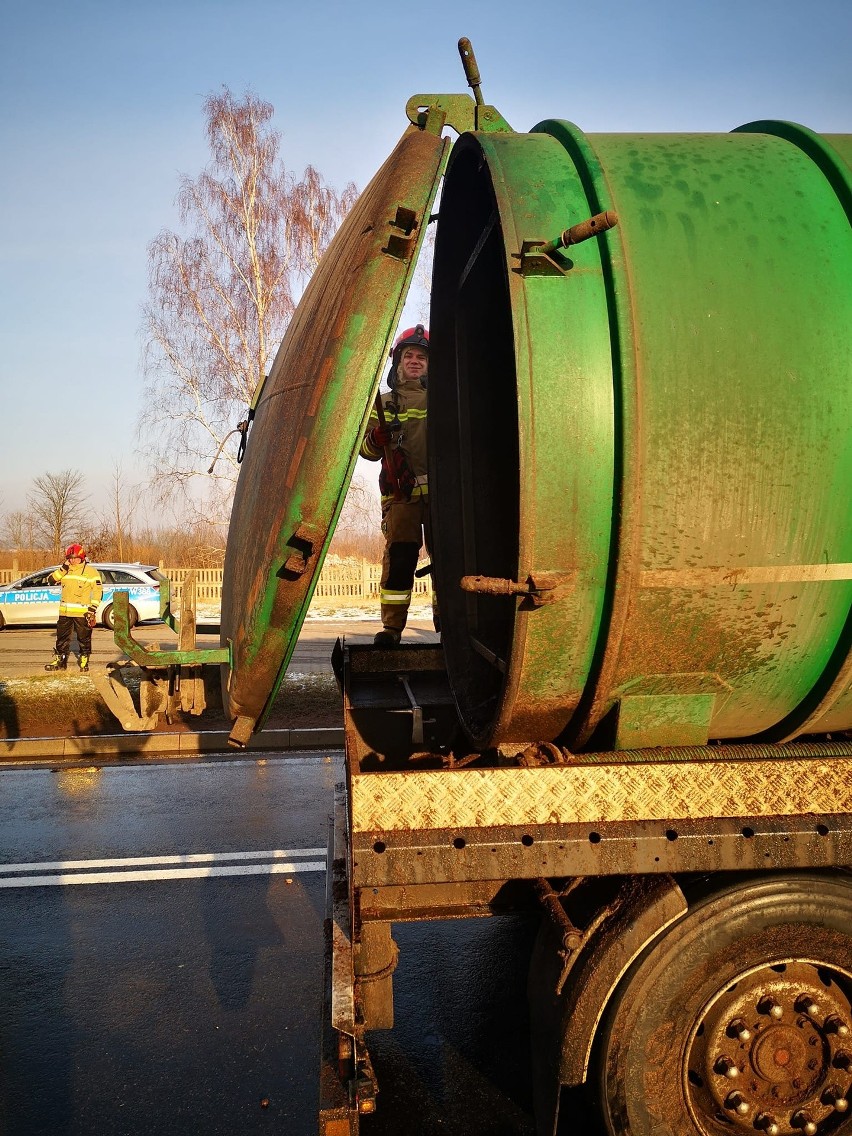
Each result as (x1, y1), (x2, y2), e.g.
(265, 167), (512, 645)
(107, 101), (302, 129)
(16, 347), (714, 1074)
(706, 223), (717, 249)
(49, 562), (103, 617)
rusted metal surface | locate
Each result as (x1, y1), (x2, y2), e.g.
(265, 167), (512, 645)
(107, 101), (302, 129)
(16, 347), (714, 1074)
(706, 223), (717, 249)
(597, 873), (852, 1136)
(341, 642), (460, 770)
(539, 209), (618, 254)
(348, 752), (852, 832)
(457, 37), (484, 105)
(319, 786), (358, 1135)
(430, 118), (852, 750)
(320, 784), (384, 1133)
(527, 875), (687, 1136)
(687, 962), (852, 1134)
(329, 785), (355, 1039)
(533, 878), (584, 997)
(357, 878), (535, 922)
(353, 922), (397, 1031)
(351, 813), (852, 890)
(460, 571), (575, 606)
(91, 577), (227, 731)
(220, 119), (449, 743)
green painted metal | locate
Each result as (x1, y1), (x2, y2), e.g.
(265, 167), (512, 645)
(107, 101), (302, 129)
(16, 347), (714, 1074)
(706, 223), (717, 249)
(430, 118), (852, 749)
(405, 92), (513, 135)
(110, 589), (230, 667)
(220, 114), (449, 739)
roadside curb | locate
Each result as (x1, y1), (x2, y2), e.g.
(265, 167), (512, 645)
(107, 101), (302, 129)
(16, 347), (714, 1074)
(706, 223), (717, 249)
(0, 726), (345, 761)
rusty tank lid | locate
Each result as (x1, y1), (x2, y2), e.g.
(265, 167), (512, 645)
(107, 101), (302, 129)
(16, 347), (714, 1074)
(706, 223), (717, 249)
(220, 114), (449, 745)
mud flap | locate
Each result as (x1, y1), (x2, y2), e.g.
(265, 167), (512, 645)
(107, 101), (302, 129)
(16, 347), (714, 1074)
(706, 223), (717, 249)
(528, 875), (687, 1136)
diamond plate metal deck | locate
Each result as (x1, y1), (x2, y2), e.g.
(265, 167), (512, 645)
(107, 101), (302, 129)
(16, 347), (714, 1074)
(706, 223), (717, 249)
(350, 757), (852, 832)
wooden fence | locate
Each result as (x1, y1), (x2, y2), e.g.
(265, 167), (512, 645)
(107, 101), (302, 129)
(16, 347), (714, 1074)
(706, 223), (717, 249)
(0, 559), (432, 610)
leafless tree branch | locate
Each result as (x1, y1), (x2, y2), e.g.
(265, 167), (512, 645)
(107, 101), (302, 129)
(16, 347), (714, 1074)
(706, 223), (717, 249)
(140, 87), (357, 525)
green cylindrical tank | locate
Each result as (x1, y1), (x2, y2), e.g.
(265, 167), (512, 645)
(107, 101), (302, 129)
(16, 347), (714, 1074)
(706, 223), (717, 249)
(429, 120), (852, 751)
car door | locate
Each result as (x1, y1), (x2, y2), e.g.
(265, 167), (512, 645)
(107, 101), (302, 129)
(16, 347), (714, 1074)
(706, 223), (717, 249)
(106, 569), (159, 622)
(3, 569), (61, 626)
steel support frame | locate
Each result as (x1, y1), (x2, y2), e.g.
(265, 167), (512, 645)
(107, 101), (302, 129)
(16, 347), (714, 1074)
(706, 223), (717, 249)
(352, 813), (852, 894)
(320, 785), (383, 1135)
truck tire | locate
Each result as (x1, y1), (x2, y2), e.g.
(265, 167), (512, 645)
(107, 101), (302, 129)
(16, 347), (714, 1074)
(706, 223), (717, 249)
(595, 872), (852, 1136)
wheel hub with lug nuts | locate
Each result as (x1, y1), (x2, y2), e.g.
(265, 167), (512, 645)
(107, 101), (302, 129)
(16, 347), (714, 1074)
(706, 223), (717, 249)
(685, 961), (852, 1135)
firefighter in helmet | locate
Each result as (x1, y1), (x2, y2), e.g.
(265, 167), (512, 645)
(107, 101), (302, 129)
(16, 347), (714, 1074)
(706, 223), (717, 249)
(360, 324), (433, 647)
(44, 543), (103, 672)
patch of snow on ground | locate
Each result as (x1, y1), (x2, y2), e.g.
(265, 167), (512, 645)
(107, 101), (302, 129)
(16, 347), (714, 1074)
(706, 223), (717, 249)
(195, 603), (433, 623)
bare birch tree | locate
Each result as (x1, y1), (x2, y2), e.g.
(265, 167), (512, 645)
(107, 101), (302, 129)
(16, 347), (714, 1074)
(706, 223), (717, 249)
(141, 87), (357, 524)
(5, 510), (39, 560)
(27, 470), (89, 559)
(85, 462), (140, 562)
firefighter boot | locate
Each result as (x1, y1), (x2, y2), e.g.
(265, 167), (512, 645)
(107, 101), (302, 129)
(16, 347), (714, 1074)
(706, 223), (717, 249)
(79, 655), (90, 673)
(373, 629), (401, 648)
(45, 654), (68, 671)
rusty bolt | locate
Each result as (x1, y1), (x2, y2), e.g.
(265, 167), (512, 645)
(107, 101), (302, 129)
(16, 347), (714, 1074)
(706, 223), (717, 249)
(794, 994), (820, 1017)
(822, 1086), (849, 1112)
(758, 997), (784, 1019)
(714, 1056), (740, 1079)
(755, 1114), (780, 1135)
(727, 1018), (752, 1042)
(724, 1091), (750, 1115)
(826, 1014), (850, 1037)
(834, 1050), (852, 1071)
(791, 1112), (818, 1136)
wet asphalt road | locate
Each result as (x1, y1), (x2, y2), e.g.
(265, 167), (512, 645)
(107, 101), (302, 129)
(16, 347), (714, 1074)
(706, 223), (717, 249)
(0, 752), (542, 1136)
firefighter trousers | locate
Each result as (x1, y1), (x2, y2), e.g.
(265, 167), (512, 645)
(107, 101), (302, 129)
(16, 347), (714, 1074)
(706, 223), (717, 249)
(54, 615), (93, 657)
(379, 496), (434, 634)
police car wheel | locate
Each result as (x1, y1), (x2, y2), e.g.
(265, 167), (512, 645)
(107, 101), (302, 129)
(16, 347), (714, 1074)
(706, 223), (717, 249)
(102, 602), (138, 631)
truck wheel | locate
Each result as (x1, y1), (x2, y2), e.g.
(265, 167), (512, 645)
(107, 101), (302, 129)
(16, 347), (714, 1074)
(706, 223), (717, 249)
(596, 873), (852, 1136)
(102, 602), (138, 631)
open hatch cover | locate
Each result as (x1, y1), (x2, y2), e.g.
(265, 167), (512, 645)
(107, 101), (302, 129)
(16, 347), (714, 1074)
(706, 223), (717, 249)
(221, 115), (449, 746)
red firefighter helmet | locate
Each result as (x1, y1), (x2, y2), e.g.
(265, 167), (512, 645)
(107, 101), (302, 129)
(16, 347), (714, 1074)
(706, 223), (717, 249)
(390, 324), (429, 368)
(65, 543), (86, 560)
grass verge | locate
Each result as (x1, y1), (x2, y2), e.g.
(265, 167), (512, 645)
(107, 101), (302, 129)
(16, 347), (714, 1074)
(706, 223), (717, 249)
(1, 671), (342, 740)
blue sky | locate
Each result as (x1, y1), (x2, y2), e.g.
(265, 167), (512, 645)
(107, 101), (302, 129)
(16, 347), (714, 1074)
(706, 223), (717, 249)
(1, 0), (849, 520)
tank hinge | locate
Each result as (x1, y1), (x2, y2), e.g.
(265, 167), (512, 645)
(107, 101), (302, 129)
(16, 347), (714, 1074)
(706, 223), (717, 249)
(383, 204), (420, 260)
(405, 93), (513, 136)
(405, 40), (512, 135)
(281, 524), (318, 577)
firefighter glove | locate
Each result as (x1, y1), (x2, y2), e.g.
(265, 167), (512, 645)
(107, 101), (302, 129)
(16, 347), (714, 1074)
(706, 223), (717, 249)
(85, 608), (97, 629)
(369, 421), (402, 449)
(384, 447), (417, 500)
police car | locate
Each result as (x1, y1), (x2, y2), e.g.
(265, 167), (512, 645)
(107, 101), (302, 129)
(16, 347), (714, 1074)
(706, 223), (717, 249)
(0, 563), (166, 630)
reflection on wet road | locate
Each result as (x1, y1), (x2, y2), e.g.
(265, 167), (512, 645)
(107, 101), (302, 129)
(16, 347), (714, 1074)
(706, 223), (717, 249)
(0, 752), (545, 1135)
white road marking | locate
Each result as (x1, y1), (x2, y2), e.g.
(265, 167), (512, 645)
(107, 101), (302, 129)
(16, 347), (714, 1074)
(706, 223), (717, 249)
(0, 848), (327, 873)
(0, 848), (327, 888)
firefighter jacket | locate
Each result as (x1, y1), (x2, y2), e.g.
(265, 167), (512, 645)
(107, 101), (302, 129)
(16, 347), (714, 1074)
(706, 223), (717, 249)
(360, 377), (427, 506)
(49, 561), (103, 617)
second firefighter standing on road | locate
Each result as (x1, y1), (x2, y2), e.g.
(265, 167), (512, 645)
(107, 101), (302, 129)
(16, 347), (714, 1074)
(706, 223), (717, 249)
(361, 325), (434, 648)
(44, 544), (103, 672)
